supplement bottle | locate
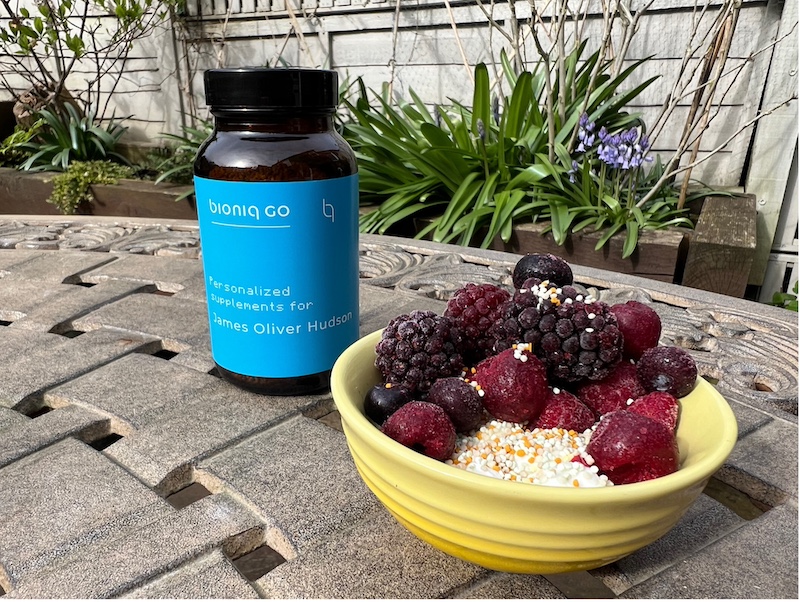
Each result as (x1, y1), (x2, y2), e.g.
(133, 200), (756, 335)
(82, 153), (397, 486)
(194, 68), (359, 395)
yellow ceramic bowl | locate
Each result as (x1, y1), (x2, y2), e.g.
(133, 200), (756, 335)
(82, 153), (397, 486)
(331, 330), (739, 574)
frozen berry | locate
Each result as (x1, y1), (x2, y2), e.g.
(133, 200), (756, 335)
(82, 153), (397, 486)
(445, 283), (511, 365)
(534, 388), (596, 432)
(472, 344), (549, 423)
(512, 253), (573, 288)
(426, 377), (484, 433)
(375, 310), (464, 395)
(610, 300), (662, 360)
(576, 361), (646, 418)
(628, 391), (680, 431)
(364, 383), (412, 425)
(492, 278), (624, 383)
(381, 401), (457, 461)
(586, 410), (679, 484)
(637, 346), (698, 398)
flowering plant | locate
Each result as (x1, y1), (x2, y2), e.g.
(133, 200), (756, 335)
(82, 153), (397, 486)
(536, 112), (696, 258)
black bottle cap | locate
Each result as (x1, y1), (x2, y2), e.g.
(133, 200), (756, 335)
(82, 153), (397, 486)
(203, 68), (338, 113)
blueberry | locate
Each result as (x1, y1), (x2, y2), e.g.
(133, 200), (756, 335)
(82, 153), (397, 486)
(364, 384), (412, 425)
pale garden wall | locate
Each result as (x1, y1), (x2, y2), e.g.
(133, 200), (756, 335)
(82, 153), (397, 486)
(0, 0), (797, 287)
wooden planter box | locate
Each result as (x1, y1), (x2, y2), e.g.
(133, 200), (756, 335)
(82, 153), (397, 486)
(0, 167), (197, 220)
(410, 193), (757, 297)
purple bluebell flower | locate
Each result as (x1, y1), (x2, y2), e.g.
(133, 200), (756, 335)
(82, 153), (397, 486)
(492, 96), (501, 126)
(597, 125), (652, 171)
(476, 118), (486, 142)
(567, 160), (579, 183)
(576, 113), (596, 153)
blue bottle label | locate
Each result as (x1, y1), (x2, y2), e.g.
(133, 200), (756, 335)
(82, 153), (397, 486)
(194, 174), (360, 378)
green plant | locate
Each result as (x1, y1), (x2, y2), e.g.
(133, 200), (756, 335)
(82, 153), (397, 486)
(47, 159), (133, 214)
(770, 281), (798, 312)
(154, 119), (212, 184)
(533, 115), (698, 258)
(20, 104), (128, 171)
(0, 120), (43, 167)
(0, 1), (181, 120)
(348, 44), (656, 249)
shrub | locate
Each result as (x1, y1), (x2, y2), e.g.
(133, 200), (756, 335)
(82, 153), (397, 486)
(20, 104), (128, 171)
(48, 160), (133, 214)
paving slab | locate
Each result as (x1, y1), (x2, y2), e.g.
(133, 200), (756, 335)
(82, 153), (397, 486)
(45, 353), (221, 429)
(80, 253), (205, 293)
(0, 406), (27, 431)
(0, 250), (116, 283)
(718, 416), (798, 506)
(199, 415), (381, 558)
(620, 499), (798, 599)
(0, 248), (52, 268)
(592, 493), (746, 592)
(71, 292), (208, 352)
(7, 492), (262, 599)
(0, 404), (110, 468)
(0, 438), (170, 589)
(104, 383), (330, 492)
(46, 353), (332, 490)
(457, 572), (566, 598)
(0, 278), (144, 332)
(255, 506), (486, 598)
(0, 327), (154, 410)
(121, 549), (259, 599)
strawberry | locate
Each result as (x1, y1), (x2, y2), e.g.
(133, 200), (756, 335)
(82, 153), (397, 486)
(534, 388), (596, 432)
(472, 344), (549, 423)
(586, 410), (679, 484)
(576, 360), (646, 418)
(382, 401), (457, 461)
(628, 391), (680, 431)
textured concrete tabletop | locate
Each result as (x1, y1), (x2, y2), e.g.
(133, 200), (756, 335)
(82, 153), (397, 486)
(0, 217), (796, 599)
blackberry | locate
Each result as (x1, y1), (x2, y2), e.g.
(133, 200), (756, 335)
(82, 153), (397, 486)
(444, 283), (510, 365)
(492, 278), (623, 383)
(375, 310), (464, 395)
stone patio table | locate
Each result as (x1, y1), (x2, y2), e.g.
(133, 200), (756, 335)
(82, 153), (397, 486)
(0, 216), (796, 599)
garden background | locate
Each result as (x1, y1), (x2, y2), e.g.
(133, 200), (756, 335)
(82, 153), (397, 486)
(0, 0), (796, 301)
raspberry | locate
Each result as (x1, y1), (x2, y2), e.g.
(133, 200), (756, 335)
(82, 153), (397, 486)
(610, 300), (662, 360)
(444, 283), (510, 365)
(426, 377), (485, 433)
(492, 278), (624, 383)
(637, 345), (698, 398)
(472, 344), (549, 423)
(512, 253), (573, 288)
(628, 391), (679, 431)
(381, 401), (457, 461)
(586, 410), (679, 484)
(533, 388), (596, 432)
(375, 310), (464, 395)
(364, 383), (413, 425)
(576, 361), (646, 418)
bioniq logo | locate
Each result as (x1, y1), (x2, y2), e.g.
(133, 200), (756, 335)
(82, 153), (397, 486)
(208, 198), (291, 224)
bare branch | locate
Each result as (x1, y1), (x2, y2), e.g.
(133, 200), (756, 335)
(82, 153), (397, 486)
(636, 94), (798, 208)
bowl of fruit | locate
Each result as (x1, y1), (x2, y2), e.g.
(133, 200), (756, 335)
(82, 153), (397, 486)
(331, 253), (738, 574)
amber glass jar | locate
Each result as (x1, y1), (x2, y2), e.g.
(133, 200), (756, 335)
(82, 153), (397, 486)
(194, 68), (359, 396)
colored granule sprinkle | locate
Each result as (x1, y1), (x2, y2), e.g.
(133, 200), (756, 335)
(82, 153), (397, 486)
(445, 420), (613, 488)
